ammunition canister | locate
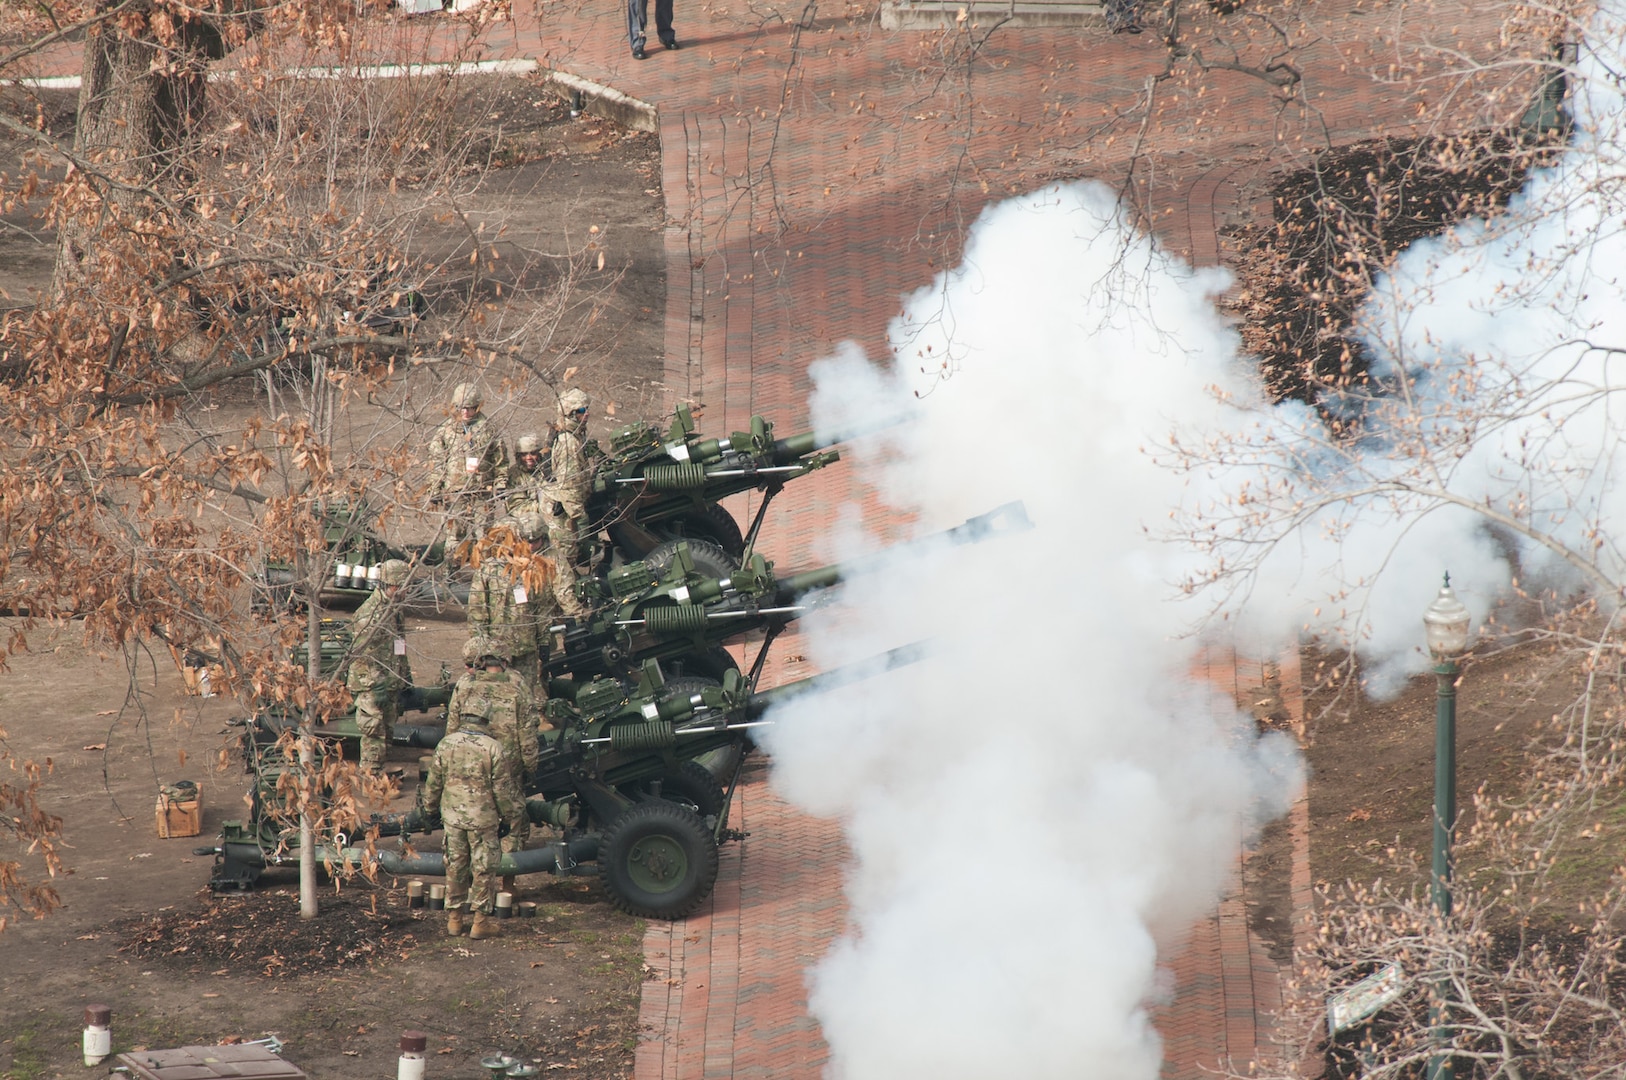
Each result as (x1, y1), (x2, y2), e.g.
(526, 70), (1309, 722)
(495, 891), (513, 918)
(407, 880), (425, 908)
(428, 883), (446, 910)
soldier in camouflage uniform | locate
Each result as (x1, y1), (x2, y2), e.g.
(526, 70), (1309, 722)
(550, 389), (597, 618)
(345, 559), (413, 773)
(511, 431), (551, 482)
(426, 383), (510, 546)
(445, 641), (542, 857)
(508, 433), (589, 620)
(422, 698), (525, 939)
(465, 518), (555, 688)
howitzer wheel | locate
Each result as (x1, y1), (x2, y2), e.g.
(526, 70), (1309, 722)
(651, 502), (745, 559)
(622, 758), (728, 820)
(644, 537), (739, 580)
(598, 801), (719, 919)
(663, 646), (739, 682)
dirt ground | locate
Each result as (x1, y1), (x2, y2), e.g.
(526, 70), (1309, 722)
(0, 74), (665, 1080)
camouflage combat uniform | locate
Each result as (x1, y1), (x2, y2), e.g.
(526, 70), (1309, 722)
(466, 556), (554, 686)
(345, 588), (411, 771)
(445, 668), (541, 852)
(508, 462), (589, 620)
(427, 413), (510, 543)
(422, 721), (524, 915)
(547, 423), (596, 618)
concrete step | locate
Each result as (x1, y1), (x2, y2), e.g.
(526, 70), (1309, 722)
(880, 0), (1105, 30)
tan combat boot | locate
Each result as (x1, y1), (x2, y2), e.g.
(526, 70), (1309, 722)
(446, 907), (464, 936)
(469, 912), (499, 940)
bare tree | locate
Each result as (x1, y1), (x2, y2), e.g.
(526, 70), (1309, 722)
(0, 0), (611, 923)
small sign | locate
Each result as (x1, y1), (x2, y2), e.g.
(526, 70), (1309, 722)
(1327, 962), (1405, 1035)
(465, 455), (480, 473)
(393, 637), (408, 656)
(513, 584), (529, 604)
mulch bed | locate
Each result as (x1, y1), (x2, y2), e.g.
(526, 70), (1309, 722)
(117, 888), (426, 978)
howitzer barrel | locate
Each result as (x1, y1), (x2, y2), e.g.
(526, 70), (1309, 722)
(741, 641), (930, 720)
(397, 684), (452, 714)
(770, 412), (914, 463)
(773, 500), (1033, 601)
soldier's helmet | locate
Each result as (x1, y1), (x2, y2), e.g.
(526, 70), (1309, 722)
(511, 508), (547, 543)
(460, 698), (495, 723)
(451, 383), (483, 410)
(516, 433), (543, 455)
(462, 637), (488, 665)
(558, 387), (589, 416)
(380, 559), (411, 586)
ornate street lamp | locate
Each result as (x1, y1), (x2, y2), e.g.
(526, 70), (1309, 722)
(1423, 573), (1471, 1080)
(1423, 574), (1472, 915)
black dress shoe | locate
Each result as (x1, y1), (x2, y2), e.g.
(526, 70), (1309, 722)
(632, 42), (648, 58)
(662, 37), (680, 49)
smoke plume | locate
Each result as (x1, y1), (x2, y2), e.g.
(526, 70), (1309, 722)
(760, 6), (1626, 1074)
(761, 183), (1303, 1079)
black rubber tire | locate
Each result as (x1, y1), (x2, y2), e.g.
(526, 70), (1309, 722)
(664, 646), (739, 683)
(623, 759), (728, 819)
(643, 538), (739, 580)
(654, 502), (745, 558)
(597, 801), (720, 920)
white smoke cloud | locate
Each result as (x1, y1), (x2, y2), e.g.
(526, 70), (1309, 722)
(760, 183), (1304, 1080)
(756, 9), (1626, 1075)
(1350, 2), (1626, 626)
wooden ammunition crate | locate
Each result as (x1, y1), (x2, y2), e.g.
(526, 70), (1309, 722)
(155, 794), (202, 839)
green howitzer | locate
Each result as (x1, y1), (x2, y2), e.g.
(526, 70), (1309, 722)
(242, 681), (455, 751)
(547, 501), (1030, 683)
(590, 403), (908, 559)
(372, 640), (928, 919)
(202, 640), (924, 913)
(254, 497), (447, 614)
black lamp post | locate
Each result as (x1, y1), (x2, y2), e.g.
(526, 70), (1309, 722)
(1423, 573), (1471, 1080)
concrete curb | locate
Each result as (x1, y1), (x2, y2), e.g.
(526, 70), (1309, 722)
(546, 70), (659, 134)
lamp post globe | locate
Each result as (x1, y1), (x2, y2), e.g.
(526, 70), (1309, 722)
(1425, 576), (1472, 660)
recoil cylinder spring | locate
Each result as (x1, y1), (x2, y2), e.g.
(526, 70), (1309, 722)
(642, 463), (708, 491)
(609, 719), (675, 751)
(643, 604), (709, 633)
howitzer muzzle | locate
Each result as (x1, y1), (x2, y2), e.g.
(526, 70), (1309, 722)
(743, 641), (929, 719)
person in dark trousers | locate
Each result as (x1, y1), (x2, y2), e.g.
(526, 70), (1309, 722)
(627, 0), (677, 59)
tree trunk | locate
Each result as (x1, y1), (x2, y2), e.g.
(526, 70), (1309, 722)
(55, 2), (221, 295)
